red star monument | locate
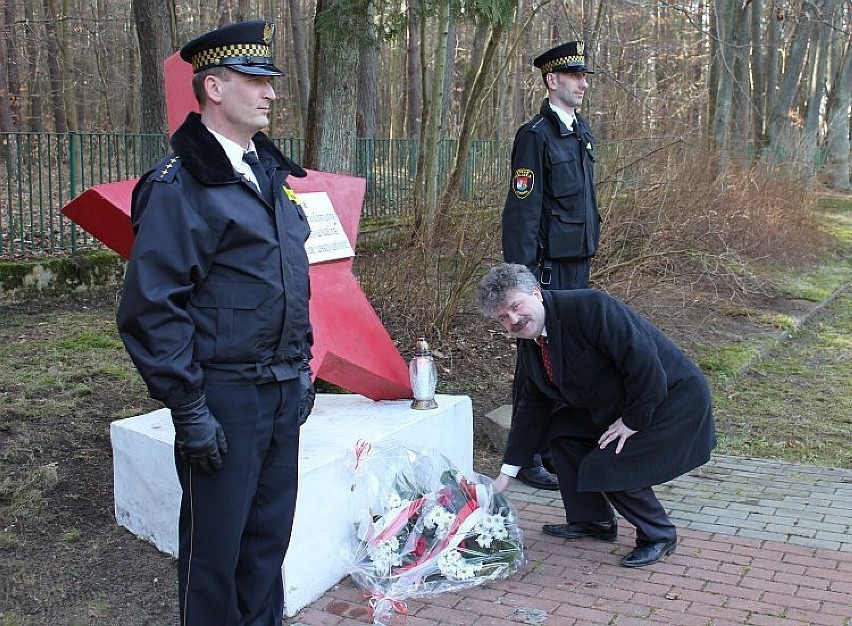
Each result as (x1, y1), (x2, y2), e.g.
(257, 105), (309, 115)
(63, 53), (412, 401)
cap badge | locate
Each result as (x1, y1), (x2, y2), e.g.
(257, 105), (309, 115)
(576, 41), (584, 55)
(263, 23), (274, 45)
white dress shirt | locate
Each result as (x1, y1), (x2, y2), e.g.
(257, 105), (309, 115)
(549, 101), (576, 133)
(207, 127), (261, 189)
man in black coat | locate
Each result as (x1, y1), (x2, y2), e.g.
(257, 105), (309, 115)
(117, 21), (314, 625)
(476, 264), (716, 568)
(502, 41), (601, 490)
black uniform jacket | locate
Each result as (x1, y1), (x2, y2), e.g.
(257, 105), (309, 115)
(117, 112), (312, 408)
(504, 290), (716, 492)
(502, 99), (600, 272)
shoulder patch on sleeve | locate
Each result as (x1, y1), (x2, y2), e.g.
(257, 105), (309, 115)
(512, 168), (534, 199)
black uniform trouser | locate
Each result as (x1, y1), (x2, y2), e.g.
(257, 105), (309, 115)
(175, 376), (301, 626)
(549, 435), (676, 544)
(512, 257), (592, 469)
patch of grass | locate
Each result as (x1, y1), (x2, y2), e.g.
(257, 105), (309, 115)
(55, 331), (124, 352)
(0, 529), (23, 550)
(695, 341), (761, 380)
(816, 195), (852, 212)
(0, 308), (149, 431)
(68, 600), (114, 625)
(717, 305), (798, 331)
(0, 462), (60, 519)
(0, 614), (34, 626)
(713, 290), (852, 468)
(768, 197), (852, 302)
(0, 301), (152, 528)
(779, 260), (852, 302)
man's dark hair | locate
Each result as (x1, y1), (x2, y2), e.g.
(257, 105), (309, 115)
(475, 263), (538, 318)
(191, 66), (232, 106)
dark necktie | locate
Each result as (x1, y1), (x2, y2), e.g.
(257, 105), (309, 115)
(242, 151), (273, 205)
(536, 336), (556, 385)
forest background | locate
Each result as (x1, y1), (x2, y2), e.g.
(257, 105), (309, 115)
(0, 0), (851, 369)
(2, 3), (852, 621)
(0, 0), (850, 345)
(1, 0), (852, 212)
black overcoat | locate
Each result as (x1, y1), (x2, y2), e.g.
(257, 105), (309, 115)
(504, 289), (716, 492)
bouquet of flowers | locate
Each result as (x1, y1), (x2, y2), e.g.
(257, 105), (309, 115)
(347, 443), (525, 625)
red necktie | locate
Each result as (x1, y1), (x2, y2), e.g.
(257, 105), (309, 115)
(536, 336), (555, 385)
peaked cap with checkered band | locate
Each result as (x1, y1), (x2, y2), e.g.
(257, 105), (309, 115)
(180, 20), (284, 76)
(533, 41), (594, 75)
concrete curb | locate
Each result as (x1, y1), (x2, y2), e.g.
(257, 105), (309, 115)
(0, 250), (125, 302)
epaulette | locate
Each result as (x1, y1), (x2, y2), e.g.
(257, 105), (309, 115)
(149, 155), (183, 183)
(526, 115), (548, 134)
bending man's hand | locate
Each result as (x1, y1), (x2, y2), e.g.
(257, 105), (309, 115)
(598, 417), (637, 454)
(492, 473), (512, 493)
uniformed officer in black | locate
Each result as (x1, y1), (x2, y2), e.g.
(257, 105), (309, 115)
(117, 21), (314, 626)
(502, 41), (601, 490)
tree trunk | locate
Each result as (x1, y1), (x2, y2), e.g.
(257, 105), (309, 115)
(462, 19), (488, 97)
(132, 0), (173, 134)
(731, 6), (752, 154)
(215, 0), (231, 27)
(236, 0), (250, 22)
(356, 0), (378, 184)
(58, 0), (78, 132)
(42, 0), (67, 132)
(763, 4), (819, 162)
(0, 24), (19, 181)
(802, 0), (835, 167)
(304, 0), (359, 173)
(405, 0), (422, 138)
(96, 0), (124, 130)
(824, 39), (852, 190)
(413, 0), (450, 237)
(711, 0), (738, 164)
(125, 13), (139, 131)
(3, 0), (20, 125)
(762, 2), (782, 145)
(356, 0), (377, 141)
(24, 1), (43, 132)
(442, 22), (505, 203)
(287, 0), (311, 130)
(439, 11), (456, 139)
(750, 0), (765, 143)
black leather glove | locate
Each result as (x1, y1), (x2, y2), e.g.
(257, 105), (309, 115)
(299, 360), (315, 425)
(170, 395), (228, 474)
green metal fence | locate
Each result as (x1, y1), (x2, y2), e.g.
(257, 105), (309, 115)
(0, 132), (512, 258)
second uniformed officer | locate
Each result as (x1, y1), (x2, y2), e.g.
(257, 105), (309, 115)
(501, 41), (601, 490)
(117, 21), (314, 626)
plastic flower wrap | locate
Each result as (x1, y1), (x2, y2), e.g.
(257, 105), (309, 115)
(347, 442), (525, 625)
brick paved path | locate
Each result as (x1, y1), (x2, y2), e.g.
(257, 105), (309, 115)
(289, 455), (852, 625)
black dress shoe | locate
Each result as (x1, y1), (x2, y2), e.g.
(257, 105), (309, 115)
(621, 538), (677, 568)
(542, 520), (618, 542)
(516, 465), (559, 490)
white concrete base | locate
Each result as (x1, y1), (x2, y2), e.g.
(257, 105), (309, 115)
(111, 393), (473, 616)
